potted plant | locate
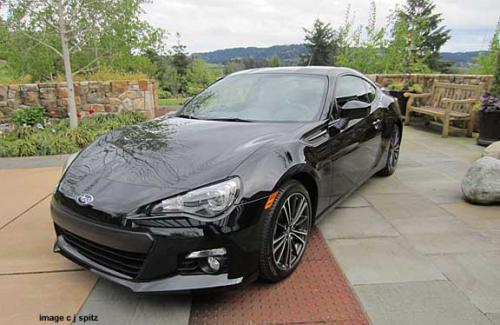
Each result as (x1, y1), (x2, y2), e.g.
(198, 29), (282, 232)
(387, 82), (422, 117)
(477, 51), (500, 146)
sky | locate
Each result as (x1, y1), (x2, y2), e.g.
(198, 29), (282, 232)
(143, 0), (499, 53)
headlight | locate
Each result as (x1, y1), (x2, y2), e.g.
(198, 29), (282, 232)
(150, 177), (241, 218)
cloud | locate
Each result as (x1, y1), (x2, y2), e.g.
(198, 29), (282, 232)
(143, 0), (499, 52)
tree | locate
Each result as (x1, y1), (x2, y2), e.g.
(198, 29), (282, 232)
(335, 1), (387, 73)
(303, 19), (337, 66)
(223, 60), (245, 74)
(491, 51), (500, 96)
(186, 59), (221, 96)
(5, 0), (165, 128)
(398, 0), (451, 71)
(268, 54), (281, 67)
(470, 19), (499, 75)
(169, 33), (190, 93)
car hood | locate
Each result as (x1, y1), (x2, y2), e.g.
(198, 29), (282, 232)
(58, 116), (301, 214)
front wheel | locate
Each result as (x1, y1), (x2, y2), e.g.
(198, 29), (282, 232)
(259, 181), (312, 282)
(378, 126), (401, 176)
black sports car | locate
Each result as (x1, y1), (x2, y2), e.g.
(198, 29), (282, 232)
(52, 67), (402, 293)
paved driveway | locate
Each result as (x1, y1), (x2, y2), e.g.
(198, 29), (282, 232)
(1, 122), (499, 324)
(319, 123), (500, 325)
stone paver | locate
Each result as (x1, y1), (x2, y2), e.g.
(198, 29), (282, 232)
(441, 202), (500, 231)
(364, 193), (452, 219)
(321, 124), (500, 325)
(328, 237), (445, 285)
(319, 206), (399, 239)
(0, 271), (96, 325)
(78, 279), (191, 325)
(404, 231), (499, 255)
(0, 197), (81, 274)
(430, 251), (500, 313)
(389, 216), (470, 235)
(358, 176), (412, 195)
(355, 281), (493, 325)
(487, 313), (500, 325)
(402, 178), (464, 204)
(0, 167), (61, 228)
(337, 192), (371, 208)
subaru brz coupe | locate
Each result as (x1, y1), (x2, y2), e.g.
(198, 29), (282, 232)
(51, 66), (402, 293)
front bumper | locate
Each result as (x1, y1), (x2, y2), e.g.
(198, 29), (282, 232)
(51, 196), (264, 293)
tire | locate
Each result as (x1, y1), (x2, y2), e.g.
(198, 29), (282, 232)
(378, 125), (401, 177)
(259, 180), (312, 282)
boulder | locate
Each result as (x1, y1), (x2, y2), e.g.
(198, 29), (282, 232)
(482, 141), (500, 159)
(462, 156), (500, 204)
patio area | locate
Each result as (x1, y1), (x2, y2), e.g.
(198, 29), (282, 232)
(1, 121), (499, 325)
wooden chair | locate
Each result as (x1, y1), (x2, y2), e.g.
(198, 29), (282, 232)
(404, 82), (482, 137)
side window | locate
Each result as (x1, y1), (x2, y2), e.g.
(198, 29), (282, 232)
(335, 76), (368, 107)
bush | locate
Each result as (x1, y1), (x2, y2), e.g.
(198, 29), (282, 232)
(0, 111), (146, 157)
(11, 107), (45, 126)
(54, 67), (149, 82)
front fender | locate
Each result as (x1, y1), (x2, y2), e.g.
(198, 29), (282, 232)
(232, 141), (318, 203)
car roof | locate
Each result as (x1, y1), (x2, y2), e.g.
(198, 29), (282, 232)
(229, 66), (364, 78)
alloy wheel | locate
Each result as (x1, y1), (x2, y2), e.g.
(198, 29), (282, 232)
(388, 127), (400, 170)
(272, 193), (310, 271)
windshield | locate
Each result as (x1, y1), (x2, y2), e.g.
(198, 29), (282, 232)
(177, 73), (328, 122)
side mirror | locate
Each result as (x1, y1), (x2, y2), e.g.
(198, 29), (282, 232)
(340, 100), (371, 120)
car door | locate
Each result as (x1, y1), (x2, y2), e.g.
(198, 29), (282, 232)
(328, 75), (384, 203)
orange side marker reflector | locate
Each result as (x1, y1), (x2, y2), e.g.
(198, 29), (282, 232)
(265, 191), (278, 209)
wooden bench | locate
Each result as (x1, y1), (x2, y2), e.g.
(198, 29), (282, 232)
(404, 82), (482, 137)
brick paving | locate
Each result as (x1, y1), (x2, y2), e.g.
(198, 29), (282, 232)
(190, 229), (369, 325)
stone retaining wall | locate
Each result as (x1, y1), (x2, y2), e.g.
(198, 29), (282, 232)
(0, 80), (159, 120)
(368, 74), (493, 92)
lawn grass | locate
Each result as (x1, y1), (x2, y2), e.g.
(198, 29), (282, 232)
(159, 98), (186, 106)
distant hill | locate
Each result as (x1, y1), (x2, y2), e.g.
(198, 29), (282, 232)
(440, 51), (486, 66)
(194, 44), (308, 64)
(195, 44), (486, 67)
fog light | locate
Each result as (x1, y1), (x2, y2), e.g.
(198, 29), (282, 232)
(201, 256), (222, 274)
(186, 248), (226, 259)
(208, 256), (221, 271)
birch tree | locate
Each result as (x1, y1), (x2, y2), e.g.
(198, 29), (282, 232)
(5, 0), (164, 128)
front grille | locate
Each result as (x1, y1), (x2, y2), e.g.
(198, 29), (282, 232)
(61, 229), (147, 278)
(54, 192), (121, 226)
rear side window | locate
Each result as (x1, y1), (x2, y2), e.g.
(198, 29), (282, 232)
(365, 81), (377, 102)
(335, 75), (377, 107)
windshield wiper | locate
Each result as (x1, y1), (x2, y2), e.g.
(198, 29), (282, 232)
(176, 114), (199, 120)
(205, 117), (253, 122)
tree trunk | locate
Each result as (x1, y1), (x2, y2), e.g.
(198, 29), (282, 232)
(57, 0), (78, 129)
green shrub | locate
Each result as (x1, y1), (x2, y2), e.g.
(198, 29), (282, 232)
(408, 84), (423, 93)
(387, 82), (404, 91)
(11, 107), (45, 126)
(0, 111), (146, 157)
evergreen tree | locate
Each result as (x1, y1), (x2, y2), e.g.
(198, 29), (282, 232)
(303, 19), (337, 66)
(490, 51), (500, 96)
(471, 19), (500, 75)
(269, 54), (281, 67)
(398, 0), (451, 71)
(169, 33), (190, 93)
